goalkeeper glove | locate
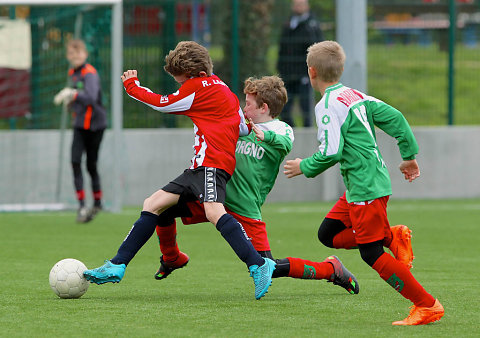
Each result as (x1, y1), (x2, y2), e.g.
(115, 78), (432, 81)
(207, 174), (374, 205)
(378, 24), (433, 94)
(53, 87), (77, 106)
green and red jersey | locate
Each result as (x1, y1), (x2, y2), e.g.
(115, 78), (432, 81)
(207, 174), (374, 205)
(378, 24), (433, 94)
(300, 83), (418, 203)
(225, 120), (294, 220)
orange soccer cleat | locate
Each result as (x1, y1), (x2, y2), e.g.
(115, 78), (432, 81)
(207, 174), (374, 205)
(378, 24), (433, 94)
(389, 224), (415, 269)
(392, 299), (444, 325)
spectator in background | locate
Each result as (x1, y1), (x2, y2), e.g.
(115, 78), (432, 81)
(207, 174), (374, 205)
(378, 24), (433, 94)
(277, 0), (323, 127)
(54, 39), (107, 223)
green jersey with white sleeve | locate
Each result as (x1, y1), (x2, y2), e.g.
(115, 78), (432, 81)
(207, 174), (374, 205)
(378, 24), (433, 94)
(300, 83), (418, 203)
(225, 119), (294, 220)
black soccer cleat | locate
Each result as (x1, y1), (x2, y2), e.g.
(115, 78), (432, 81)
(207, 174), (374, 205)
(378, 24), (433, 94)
(154, 252), (189, 280)
(324, 255), (359, 294)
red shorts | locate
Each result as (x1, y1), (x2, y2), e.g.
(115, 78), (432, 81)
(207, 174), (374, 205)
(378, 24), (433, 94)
(181, 201), (270, 251)
(326, 192), (391, 244)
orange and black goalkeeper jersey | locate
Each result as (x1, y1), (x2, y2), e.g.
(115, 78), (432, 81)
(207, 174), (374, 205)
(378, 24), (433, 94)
(68, 63), (107, 131)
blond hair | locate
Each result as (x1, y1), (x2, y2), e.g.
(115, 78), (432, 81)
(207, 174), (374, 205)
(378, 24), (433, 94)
(306, 41), (345, 82)
(164, 41), (213, 77)
(66, 39), (87, 53)
(243, 76), (287, 118)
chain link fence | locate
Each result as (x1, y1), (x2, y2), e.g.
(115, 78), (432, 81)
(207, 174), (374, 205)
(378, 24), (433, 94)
(0, 0), (479, 129)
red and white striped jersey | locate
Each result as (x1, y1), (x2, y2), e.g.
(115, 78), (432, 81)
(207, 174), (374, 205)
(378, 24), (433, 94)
(123, 75), (245, 175)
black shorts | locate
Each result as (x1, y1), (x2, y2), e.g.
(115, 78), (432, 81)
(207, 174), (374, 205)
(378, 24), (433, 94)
(162, 167), (231, 204)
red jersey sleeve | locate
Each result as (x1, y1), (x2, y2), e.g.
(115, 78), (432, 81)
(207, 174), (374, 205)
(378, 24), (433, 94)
(123, 77), (195, 114)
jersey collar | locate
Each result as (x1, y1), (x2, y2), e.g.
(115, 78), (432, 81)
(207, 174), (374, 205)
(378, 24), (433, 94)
(323, 83), (343, 109)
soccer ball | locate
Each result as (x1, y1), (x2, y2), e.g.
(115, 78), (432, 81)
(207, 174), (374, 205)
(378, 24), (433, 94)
(49, 258), (89, 299)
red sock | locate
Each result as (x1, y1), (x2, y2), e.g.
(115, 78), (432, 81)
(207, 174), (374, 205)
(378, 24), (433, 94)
(372, 252), (435, 307)
(287, 257), (334, 280)
(93, 190), (102, 201)
(155, 221), (180, 262)
(332, 228), (357, 249)
(76, 190), (85, 203)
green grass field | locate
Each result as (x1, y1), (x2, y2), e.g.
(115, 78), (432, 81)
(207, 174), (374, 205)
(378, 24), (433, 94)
(1, 199), (479, 337)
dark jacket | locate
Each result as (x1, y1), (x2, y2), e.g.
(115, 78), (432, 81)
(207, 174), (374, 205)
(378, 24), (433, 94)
(68, 63), (107, 131)
(277, 12), (324, 82)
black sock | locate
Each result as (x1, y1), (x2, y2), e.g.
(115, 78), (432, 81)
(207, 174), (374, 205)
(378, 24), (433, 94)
(272, 258), (290, 278)
(216, 214), (264, 268)
(111, 211), (158, 265)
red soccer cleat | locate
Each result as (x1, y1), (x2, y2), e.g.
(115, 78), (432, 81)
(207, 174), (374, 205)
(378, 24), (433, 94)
(154, 252), (189, 280)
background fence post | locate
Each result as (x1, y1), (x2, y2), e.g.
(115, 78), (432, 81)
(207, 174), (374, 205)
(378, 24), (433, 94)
(448, 0), (456, 126)
(336, 0), (367, 93)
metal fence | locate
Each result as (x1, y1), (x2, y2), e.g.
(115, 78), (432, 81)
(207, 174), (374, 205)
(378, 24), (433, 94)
(0, 0), (479, 129)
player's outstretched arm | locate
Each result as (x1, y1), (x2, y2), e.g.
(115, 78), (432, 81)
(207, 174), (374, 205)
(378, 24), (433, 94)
(284, 158), (303, 178)
(399, 159), (420, 182)
(121, 69), (138, 82)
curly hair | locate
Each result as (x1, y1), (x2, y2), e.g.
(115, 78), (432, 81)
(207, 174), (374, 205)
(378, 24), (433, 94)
(243, 76), (287, 118)
(164, 41), (213, 77)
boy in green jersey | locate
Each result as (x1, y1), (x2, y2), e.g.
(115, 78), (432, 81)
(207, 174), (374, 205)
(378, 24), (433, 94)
(154, 76), (359, 295)
(284, 40), (444, 325)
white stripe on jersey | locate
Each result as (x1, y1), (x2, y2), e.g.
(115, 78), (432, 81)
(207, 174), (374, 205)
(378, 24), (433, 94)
(315, 89), (349, 156)
(127, 80), (196, 113)
(191, 124), (208, 168)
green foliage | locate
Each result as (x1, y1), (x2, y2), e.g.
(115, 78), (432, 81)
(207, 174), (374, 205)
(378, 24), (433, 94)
(216, 0), (275, 93)
(1, 198), (479, 336)
(368, 44), (480, 125)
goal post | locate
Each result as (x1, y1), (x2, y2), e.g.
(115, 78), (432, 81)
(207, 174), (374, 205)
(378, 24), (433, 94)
(1, 0), (123, 212)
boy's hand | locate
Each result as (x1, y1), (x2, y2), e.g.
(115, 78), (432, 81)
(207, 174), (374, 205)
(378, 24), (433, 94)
(53, 87), (77, 106)
(249, 119), (265, 141)
(399, 159), (420, 182)
(284, 158), (303, 178)
(121, 70), (138, 82)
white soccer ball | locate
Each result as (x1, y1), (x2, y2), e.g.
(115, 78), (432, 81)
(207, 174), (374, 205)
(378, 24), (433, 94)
(49, 258), (89, 299)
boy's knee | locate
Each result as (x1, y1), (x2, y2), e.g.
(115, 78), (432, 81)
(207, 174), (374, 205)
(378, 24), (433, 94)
(142, 190), (171, 214)
(86, 161), (97, 173)
(358, 241), (384, 267)
(142, 196), (155, 213)
(204, 202), (226, 225)
(317, 218), (346, 248)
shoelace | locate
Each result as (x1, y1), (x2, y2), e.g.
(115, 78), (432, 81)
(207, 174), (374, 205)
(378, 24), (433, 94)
(249, 266), (259, 281)
(407, 305), (417, 316)
(95, 260), (111, 272)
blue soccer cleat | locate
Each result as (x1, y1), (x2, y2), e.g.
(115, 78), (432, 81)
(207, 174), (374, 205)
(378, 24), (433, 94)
(249, 258), (276, 300)
(83, 260), (126, 285)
